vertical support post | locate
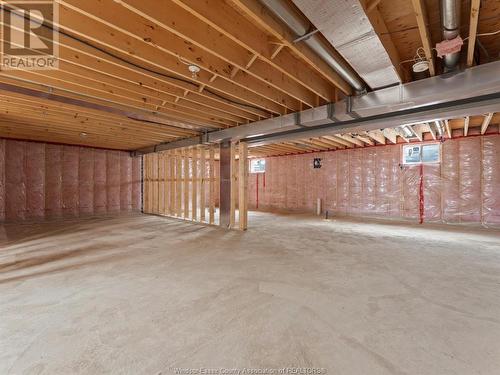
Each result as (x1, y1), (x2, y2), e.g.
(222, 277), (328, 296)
(183, 148), (189, 219)
(209, 144), (215, 224)
(219, 140), (232, 228)
(169, 151), (175, 216)
(143, 154), (148, 213)
(200, 146), (206, 222)
(238, 142), (248, 230)
(165, 152), (170, 215)
(148, 154), (153, 214)
(230, 141), (236, 228)
(153, 153), (159, 214)
(176, 149), (182, 217)
(159, 152), (164, 215)
(192, 146), (198, 221)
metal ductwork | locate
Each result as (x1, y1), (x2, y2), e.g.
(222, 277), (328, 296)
(259, 0), (366, 93)
(289, 0), (402, 90)
(136, 61), (500, 154)
(441, 0), (461, 71)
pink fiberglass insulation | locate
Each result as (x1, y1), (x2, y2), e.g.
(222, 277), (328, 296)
(62, 145), (79, 217)
(441, 140), (460, 222)
(483, 136), (500, 225)
(132, 156), (141, 210)
(0, 138), (141, 222)
(120, 153), (132, 211)
(106, 150), (121, 213)
(93, 149), (107, 215)
(458, 137), (482, 223)
(249, 134), (500, 227)
(45, 143), (63, 218)
(0, 139), (5, 221)
(79, 147), (94, 215)
(5, 140), (26, 221)
(26, 142), (45, 219)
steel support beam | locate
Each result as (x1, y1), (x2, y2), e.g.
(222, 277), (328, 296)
(134, 61), (500, 154)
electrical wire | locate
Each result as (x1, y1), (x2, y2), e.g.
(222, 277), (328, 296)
(0, 4), (269, 114)
(463, 29), (500, 41)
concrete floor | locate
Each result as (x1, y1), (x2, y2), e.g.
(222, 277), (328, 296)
(1, 212), (500, 375)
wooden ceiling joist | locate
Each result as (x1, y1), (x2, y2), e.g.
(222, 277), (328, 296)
(57, 0), (302, 113)
(467, 0), (481, 67)
(168, 0), (336, 102)
(480, 113), (494, 134)
(410, 0), (436, 76)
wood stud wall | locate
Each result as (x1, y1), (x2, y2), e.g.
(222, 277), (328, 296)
(142, 142), (249, 230)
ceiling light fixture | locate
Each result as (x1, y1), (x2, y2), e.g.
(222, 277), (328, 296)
(188, 64), (200, 79)
(80, 132), (88, 137)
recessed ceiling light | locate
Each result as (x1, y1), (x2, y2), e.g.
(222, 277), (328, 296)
(80, 132), (88, 137)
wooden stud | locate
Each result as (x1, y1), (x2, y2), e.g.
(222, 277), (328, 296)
(199, 146), (206, 222)
(159, 152), (165, 215)
(192, 146), (198, 221)
(183, 148), (190, 219)
(238, 142), (248, 231)
(209, 144), (215, 225)
(230, 141), (236, 228)
(176, 149), (182, 217)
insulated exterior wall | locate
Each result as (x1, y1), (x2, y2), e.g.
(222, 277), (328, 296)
(0, 138), (141, 222)
(249, 135), (500, 227)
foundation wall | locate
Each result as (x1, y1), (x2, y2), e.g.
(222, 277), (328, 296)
(0, 138), (141, 222)
(249, 134), (500, 227)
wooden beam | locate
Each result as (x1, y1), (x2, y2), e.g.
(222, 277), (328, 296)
(209, 144), (215, 225)
(238, 142), (248, 231)
(411, 125), (424, 142)
(464, 116), (470, 136)
(336, 134), (365, 147)
(169, 151), (175, 216)
(365, 0), (382, 13)
(176, 149), (182, 217)
(365, 130), (386, 144)
(382, 128), (398, 144)
(230, 142), (236, 228)
(60, 0), (306, 112)
(411, 0), (436, 76)
(39, 2), (288, 115)
(200, 146), (206, 222)
(467, 0), (481, 67)
(159, 152), (165, 215)
(192, 146), (198, 221)
(426, 122), (437, 140)
(353, 134), (374, 146)
(171, 0), (336, 102)
(481, 113), (493, 134)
